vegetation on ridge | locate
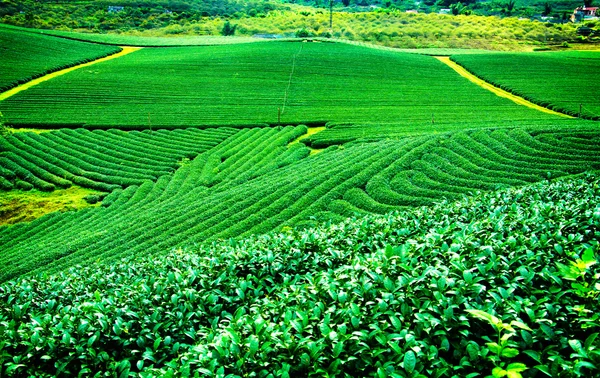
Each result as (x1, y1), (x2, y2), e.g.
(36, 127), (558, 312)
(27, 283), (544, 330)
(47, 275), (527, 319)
(1, 173), (598, 376)
(0, 41), (569, 128)
(451, 51), (600, 120)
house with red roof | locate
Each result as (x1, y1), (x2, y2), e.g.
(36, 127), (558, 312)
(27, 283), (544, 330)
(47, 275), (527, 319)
(572, 6), (599, 22)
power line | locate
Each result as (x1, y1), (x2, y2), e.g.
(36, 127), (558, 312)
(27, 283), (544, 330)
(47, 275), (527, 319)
(281, 44), (304, 116)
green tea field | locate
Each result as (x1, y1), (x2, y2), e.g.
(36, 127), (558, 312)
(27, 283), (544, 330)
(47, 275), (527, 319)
(0, 26), (599, 377)
(0, 38), (567, 129)
(0, 25), (120, 93)
(451, 52), (600, 120)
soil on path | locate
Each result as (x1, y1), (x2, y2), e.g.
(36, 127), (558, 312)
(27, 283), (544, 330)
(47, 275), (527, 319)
(435, 56), (574, 119)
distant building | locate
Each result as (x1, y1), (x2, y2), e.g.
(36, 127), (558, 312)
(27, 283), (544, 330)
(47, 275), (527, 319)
(406, 10), (419, 13)
(572, 6), (598, 22)
(107, 6), (124, 13)
(439, 8), (451, 14)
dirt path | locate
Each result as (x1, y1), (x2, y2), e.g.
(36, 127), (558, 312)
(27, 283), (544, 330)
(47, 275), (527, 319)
(0, 47), (142, 102)
(435, 56), (574, 119)
(288, 126), (326, 155)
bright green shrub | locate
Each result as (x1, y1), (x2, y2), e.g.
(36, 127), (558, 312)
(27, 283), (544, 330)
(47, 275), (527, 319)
(0, 26), (120, 93)
(1, 174), (599, 377)
(450, 52), (600, 120)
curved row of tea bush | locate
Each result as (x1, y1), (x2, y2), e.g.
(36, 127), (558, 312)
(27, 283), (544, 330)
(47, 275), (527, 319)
(1, 126), (599, 282)
(450, 52), (600, 120)
(0, 42), (564, 128)
(0, 125), (311, 280)
(303, 119), (595, 148)
(1, 173), (598, 377)
(0, 127), (238, 191)
(352, 127), (600, 214)
(0, 25), (121, 93)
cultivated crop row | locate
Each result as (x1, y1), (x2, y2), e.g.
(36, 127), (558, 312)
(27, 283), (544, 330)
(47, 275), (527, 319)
(450, 51), (600, 120)
(1, 126), (598, 281)
(1, 173), (599, 376)
(0, 127), (237, 191)
(303, 118), (588, 148)
(0, 26), (120, 93)
(0, 41), (564, 128)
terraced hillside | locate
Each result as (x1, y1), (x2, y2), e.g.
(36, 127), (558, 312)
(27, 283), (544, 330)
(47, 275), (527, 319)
(0, 128), (238, 191)
(1, 25), (600, 378)
(0, 25), (120, 93)
(0, 41), (565, 129)
(2, 125), (599, 282)
(2, 173), (599, 376)
(451, 51), (600, 120)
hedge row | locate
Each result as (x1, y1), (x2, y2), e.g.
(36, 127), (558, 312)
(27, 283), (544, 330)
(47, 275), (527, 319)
(1, 173), (599, 377)
(0, 127), (237, 192)
(1, 127), (599, 282)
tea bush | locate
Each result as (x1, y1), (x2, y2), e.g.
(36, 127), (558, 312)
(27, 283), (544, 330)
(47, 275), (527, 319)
(1, 173), (598, 377)
(451, 52), (600, 120)
(0, 25), (120, 93)
(1, 126), (599, 283)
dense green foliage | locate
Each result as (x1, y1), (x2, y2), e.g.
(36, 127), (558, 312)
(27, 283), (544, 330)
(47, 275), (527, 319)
(0, 41), (565, 128)
(0, 0), (582, 50)
(0, 0), (282, 31)
(1, 125), (599, 282)
(0, 128), (237, 192)
(1, 173), (599, 376)
(0, 25), (120, 93)
(0, 24), (266, 46)
(451, 51), (600, 120)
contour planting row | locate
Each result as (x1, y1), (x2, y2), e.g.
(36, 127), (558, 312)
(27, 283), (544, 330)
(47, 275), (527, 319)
(0, 137), (416, 281)
(303, 119), (592, 148)
(450, 51), (600, 120)
(0, 126), (308, 254)
(0, 26), (121, 93)
(0, 127), (238, 191)
(2, 127), (599, 281)
(1, 174), (599, 377)
(0, 42), (564, 128)
(327, 126), (600, 216)
(0, 126), (311, 280)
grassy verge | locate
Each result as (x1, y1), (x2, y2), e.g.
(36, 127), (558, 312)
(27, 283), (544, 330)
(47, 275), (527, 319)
(0, 186), (102, 225)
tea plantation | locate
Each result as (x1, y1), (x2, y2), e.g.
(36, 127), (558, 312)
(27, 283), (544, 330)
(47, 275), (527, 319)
(0, 41), (565, 129)
(451, 52), (600, 120)
(2, 125), (600, 283)
(0, 25), (120, 93)
(1, 174), (599, 376)
(1, 27), (600, 377)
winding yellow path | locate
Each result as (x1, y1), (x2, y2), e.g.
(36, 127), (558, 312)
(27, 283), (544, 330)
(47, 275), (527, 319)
(435, 56), (574, 119)
(0, 47), (142, 102)
(288, 126), (326, 155)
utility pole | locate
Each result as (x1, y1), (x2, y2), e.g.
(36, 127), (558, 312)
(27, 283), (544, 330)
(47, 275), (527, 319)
(329, 0), (333, 30)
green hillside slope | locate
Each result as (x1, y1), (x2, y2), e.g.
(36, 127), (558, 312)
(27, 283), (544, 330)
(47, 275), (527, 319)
(0, 41), (566, 129)
(1, 173), (598, 376)
(0, 25), (120, 93)
(451, 52), (600, 120)
(1, 125), (599, 282)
